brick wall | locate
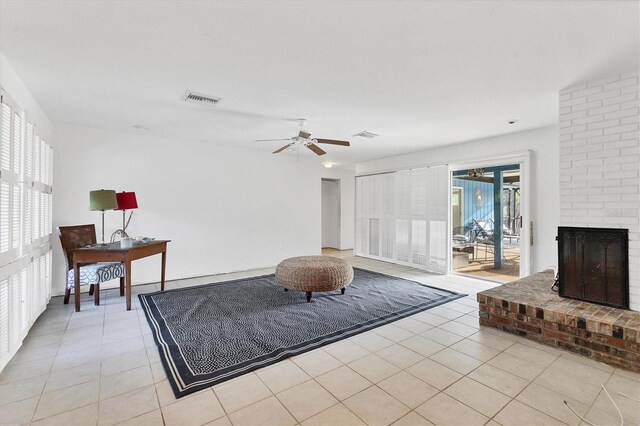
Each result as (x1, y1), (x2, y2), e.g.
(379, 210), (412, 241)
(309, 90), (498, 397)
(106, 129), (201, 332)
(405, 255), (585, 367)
(559, 71), (640, 311)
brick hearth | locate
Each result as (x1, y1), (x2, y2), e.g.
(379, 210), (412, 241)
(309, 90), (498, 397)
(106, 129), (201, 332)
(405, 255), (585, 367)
(478, 271), (640, 372)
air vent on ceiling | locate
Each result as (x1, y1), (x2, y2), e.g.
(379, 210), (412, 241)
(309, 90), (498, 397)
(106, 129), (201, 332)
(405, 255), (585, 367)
(182, 90), (221, 106)
(353, 130), (379, 138)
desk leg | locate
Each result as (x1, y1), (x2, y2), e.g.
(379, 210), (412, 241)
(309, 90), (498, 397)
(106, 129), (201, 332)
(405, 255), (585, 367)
(74, 263), (81, 312)
(125, 260), (132, 311)
(161, 250), (167, 292)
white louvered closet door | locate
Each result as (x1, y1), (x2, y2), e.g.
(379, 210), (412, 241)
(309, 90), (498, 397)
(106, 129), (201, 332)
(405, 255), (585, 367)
(355, 165), (449, 273)
(394, 170), (411, 264)
(426, 166), (448, 274)
(379, 174), (395, 261)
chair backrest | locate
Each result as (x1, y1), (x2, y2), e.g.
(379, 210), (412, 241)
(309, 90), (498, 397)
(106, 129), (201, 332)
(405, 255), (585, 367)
(58, 225), (97, 271)
(472, 219), (491, 235)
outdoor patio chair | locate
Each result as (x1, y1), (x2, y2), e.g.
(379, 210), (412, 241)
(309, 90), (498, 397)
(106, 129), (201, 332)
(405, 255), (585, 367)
(489, 218), (520, 243)
(452, 226), (475, 259)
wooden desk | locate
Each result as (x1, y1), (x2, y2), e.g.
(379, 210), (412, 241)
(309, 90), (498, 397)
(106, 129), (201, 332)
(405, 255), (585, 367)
(72, 240), (170, 312)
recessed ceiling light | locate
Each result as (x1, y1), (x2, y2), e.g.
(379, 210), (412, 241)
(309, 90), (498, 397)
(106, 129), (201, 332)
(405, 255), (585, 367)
(323, 162), (333, 168)
(353, 130), (379, 138)
(133, 124), (149, 130)
(508, 119), (519, 125)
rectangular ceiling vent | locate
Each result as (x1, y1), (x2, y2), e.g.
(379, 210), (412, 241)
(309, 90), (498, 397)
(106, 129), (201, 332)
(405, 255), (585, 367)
(353, 130), (379, 138)
(182, 90), (221, 106)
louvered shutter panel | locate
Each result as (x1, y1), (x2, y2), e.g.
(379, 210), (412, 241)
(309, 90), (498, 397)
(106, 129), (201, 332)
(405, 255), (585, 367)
(39, 193), (45, 239)
(9, 273), (20, 352)
(380, 173), (395, 260)
(11, 184), (19, 250)
(355, 177), (364, 255)
(45, 251), (51, 300)
(427, 166), (448, 273)
(12, 113), (20, 175)
(30, 259), (39, 318)
(32, 190), (39, 241)
(39, 139), (46, 184)
(25, 123), (33, 178)
(20, 267), (28, 336)
(411, 169), (428, 266)
(0, 182), (9, 253)
(395, 170), (411, 263)
(0, 278), (9, 362)
(33, 133), (40, 183)
(23, 188), (31, 245)
(0, 104), (11, 171)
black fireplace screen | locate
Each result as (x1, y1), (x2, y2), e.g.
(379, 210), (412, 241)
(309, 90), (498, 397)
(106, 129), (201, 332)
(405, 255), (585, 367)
(557, 227), (629, 309)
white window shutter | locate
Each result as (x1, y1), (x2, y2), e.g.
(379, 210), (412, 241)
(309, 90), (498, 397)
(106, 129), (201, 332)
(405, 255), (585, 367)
(25, 123), (33, 178)
(0, 92), (53, 372)
(9, 273), (20, 352)
(0, 182), (9, 254)
(33, 133), (40, 183)
(0, 278), (9, 364)
(23, 188), (31, 245)
(0, 104), (11, 171)
(11, 112), (21, 175)
(32, 189), (40, 241)
(20, 267), (29, 336)
(39, 139), (46, 184)
(11, 184), (19, 250)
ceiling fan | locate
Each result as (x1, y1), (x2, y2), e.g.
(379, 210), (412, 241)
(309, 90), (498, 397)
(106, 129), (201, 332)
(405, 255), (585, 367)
(255, 119), (350, 156)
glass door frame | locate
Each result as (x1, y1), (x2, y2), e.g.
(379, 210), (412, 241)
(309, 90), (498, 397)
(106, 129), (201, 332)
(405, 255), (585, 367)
(448, 151), (531, 279)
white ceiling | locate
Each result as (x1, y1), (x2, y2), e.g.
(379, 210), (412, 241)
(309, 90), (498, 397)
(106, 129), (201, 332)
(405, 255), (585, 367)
(1, 1), (638, 167)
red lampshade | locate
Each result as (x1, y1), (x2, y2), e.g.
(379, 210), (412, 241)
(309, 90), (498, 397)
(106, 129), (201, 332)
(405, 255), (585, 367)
(115, 191), (138, 210)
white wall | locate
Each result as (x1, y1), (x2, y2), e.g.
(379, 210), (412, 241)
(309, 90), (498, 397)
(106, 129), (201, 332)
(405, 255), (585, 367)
(52, 123), (321, 296)
(0, 53), (52, 142)
(559, 71), (639, 311)
(321, 167), (355, 250)
(356, 126), (560, 274)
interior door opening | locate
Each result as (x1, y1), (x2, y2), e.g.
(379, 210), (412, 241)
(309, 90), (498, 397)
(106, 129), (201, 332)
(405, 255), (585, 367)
(451, 165), (522, 283)
(321, 179), (341, 250)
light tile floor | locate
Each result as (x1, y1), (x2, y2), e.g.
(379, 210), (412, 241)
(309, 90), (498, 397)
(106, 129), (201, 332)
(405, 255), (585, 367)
(1, 255), (639, 426)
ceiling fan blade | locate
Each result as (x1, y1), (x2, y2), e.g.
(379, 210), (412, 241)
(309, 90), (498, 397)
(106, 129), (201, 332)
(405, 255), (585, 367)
(306, 144), (326, 156)
(255, 138), (292, 142)
(273, 144), (292, 154)
(314, 138), (350, 146)
(299, 130), (312, 139)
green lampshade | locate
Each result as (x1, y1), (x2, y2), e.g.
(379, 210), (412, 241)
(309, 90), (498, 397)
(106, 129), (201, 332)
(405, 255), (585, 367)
(89, 189), (118, 211)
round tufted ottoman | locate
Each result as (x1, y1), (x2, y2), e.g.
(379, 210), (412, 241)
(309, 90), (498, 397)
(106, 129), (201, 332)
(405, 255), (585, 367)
(275, 256), (354, 302)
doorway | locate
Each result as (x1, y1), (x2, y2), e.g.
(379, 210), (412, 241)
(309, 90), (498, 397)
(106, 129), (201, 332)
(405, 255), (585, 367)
(452, 187), (464, 230)
(449, 161), (527, 283)
(321, 179), (341, 249)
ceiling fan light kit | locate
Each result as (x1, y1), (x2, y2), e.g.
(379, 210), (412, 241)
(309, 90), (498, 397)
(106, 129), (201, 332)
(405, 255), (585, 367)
(255, 122), (351, 157)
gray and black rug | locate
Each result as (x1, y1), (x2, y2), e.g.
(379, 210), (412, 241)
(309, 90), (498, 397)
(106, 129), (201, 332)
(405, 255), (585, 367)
(139, 267), (466, 398)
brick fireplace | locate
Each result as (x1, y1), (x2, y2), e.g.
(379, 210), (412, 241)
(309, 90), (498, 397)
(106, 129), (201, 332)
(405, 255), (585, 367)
(558, 70), (639, 311)
(478, 70), (640, 372)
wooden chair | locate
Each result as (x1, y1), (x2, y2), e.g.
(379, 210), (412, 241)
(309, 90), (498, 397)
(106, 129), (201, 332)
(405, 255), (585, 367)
(58, 224), (125, 306)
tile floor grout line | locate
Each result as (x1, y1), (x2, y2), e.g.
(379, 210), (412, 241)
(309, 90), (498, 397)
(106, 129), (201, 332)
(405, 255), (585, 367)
(489, 349), (578, 425)
(5, 257), (638, 426)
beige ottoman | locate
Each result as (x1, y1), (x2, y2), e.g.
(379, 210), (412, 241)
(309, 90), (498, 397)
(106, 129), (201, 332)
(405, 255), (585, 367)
(275, 256), (354, 302)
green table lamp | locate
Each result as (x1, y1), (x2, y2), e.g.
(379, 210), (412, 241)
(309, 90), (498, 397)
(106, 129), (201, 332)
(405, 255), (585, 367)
(90, 189), (118, 244)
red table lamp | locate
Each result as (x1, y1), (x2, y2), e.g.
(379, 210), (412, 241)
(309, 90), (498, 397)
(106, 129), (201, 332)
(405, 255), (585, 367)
(114, 191), (138, 237)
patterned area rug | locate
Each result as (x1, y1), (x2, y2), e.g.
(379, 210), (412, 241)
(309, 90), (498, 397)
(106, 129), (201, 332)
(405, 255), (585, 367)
(139, 268), (466, 397)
